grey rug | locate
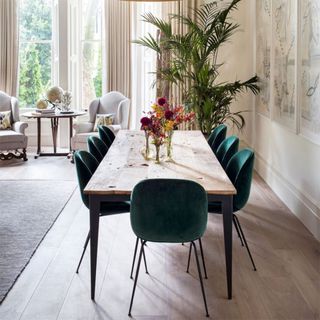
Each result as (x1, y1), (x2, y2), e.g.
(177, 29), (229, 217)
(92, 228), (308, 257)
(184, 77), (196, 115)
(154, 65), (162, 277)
(0, 180), (76, 304)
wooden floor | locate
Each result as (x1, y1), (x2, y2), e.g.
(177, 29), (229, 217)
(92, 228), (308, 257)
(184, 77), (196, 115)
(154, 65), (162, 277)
(0, 154), (319, 320)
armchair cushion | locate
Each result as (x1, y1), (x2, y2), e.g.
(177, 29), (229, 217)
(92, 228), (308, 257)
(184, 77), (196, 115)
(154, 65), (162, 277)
(0, 130), (27, 150)
(0, 111), (12, 129)
(93, 113), (114, 131)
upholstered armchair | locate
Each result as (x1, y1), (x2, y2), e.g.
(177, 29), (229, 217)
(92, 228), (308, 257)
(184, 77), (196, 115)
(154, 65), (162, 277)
(0, 91), (28, 161)
(71, 91), (130, 151)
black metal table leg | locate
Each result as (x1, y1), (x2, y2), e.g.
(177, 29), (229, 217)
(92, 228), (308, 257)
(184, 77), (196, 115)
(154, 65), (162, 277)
(89, 195), (100, 300)
(35, 117), (41, 159)
(222, 195), (233, 299)
(69, 117), (73, 151)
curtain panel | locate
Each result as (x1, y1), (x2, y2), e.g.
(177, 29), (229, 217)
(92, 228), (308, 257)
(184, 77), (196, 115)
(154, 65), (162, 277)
(104, 0), (131, 99)
(0, 0), (19, 96)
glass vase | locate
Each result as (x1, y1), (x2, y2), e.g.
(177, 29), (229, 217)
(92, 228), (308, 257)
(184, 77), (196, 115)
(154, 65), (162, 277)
(143, 131), (150, 160)
(166, 130), (174, 160)
(155, 144), (161, 163)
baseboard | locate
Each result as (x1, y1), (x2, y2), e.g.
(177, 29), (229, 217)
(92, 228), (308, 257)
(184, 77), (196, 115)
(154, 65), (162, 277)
(255, 152), (320, 242)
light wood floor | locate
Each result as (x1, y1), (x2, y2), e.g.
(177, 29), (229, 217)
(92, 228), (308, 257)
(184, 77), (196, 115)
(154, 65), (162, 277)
(0, 155), (319, 320)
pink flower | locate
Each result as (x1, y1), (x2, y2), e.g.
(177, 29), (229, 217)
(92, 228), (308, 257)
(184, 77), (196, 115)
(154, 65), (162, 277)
(157, 97), (167, 106)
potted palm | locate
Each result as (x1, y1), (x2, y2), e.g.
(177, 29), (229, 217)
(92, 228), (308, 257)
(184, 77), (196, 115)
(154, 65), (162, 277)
(134, 0), (259, 135)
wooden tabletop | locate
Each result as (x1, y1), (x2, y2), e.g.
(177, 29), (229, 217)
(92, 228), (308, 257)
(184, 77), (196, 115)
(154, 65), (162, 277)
(21, 111), (86, 118)
(84, 130), (236, 196)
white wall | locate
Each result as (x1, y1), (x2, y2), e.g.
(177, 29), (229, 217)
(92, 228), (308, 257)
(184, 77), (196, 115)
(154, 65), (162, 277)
(221, 0), (320, 241)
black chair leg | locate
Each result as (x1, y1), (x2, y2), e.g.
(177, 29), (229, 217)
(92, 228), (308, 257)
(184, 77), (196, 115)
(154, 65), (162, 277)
(191, 241), (209, 317)
(233, 215), (244, 246)
(128, 240), (146, 317)
(130, 237), (148, 279)
(140, 238), (149, 275)
(76, 230), (90, 273)
(234, 215), (257, 271)
(186, 242), (192, 273)
(198, 238), (208, 279)
(130, 237), (139, 279)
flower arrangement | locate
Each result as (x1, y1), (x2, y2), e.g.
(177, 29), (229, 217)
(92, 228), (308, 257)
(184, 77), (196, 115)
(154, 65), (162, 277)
(140, 97), (195, 162)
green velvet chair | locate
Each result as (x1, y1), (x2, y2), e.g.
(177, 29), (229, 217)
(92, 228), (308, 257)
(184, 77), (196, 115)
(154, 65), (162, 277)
(98, 125), (115, 148)
(208, 148), (256, 270)
(74, 150), (130, 273)
(128, 178), (209, 318)
(87, 136), (109, 163)
(216, 135), (239, 169)
(207, 124), (227, 154)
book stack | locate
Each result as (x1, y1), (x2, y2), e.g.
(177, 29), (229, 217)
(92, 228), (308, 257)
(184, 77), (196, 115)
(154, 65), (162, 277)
(32, 108), (55, 115)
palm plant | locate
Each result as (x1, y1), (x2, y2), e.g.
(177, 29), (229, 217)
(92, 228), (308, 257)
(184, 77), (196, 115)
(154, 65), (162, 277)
(134, 0), (260, 134)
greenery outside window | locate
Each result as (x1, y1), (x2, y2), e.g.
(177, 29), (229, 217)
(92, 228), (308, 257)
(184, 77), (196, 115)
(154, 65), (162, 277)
(18, 0), (54, 108)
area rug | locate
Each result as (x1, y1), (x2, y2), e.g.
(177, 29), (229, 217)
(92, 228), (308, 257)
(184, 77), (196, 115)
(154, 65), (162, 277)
(0, 180), (76, 304)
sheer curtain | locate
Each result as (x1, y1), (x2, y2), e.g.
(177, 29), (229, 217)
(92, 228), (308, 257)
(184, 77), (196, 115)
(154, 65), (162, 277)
(130, 2), (162, 129)
(0, 0), (19, 96)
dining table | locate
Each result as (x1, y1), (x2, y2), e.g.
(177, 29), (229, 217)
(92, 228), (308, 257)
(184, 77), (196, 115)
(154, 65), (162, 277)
(84, 129), (236, 300)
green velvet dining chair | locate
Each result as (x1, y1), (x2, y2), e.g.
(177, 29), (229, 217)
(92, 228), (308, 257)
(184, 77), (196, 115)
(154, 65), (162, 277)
(208, 148), (257, 270)
(98, 125), (115, 148)
(128, 178), (209, 318)
(216, 135), (239, 169)
(207, 124), (227, 154)
(74, 150), (131, 273)
(87, 136), (109, 163)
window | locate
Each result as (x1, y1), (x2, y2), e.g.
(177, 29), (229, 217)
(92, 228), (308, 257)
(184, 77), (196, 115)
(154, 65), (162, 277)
(18, 0), (54, 108)
(69, 0), (103, 109)
(81, 0), (103, 108)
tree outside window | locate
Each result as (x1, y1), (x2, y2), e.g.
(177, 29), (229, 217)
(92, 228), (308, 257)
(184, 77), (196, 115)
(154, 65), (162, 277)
(18, 0), (53, 108)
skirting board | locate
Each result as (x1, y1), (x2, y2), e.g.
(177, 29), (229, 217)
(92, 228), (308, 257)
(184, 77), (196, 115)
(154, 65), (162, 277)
(255, 152), (320, 242)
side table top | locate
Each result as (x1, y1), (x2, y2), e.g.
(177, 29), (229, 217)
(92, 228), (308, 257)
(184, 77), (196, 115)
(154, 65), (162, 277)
(21, 111), (86, 119)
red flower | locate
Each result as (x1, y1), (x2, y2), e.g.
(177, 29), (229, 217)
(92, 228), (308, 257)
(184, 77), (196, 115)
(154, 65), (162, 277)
(164, 110), (174, 120)
(157, 97), (167, 106)
(140, 117), (151, 126)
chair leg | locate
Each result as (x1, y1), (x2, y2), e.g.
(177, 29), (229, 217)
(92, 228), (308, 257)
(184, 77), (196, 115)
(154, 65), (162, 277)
(198, 238), (208, 279)
(130, 237), (139, 279)
(76, 230), (90, 273)
(23, 148), (28, 161)
(233, 215), (244, 246)
(186, 242), (192, 273)
(233, 215), (257, 271)
(140, 238), (149, 275)
(191, 241), (209, 317)
(130, 237), (148, 279)
(128, 240), (146, 317)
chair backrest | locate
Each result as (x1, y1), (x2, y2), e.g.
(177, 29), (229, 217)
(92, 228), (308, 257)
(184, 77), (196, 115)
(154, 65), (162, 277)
(130, 179), (208, 243)
(88, 91), (130, 129)
(225, 148), (255, 212)
(98, 125), (115, 147)
(216, 135), (239, 169)
(207, 124), (227, 154)
(87, 136), (109, 163)
(74, 150), (99, 208)
(0, 91), (20, 123)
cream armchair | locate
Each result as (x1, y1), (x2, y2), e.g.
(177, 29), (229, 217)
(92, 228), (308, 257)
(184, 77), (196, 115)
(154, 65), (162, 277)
(0, 91), (28, 161)
(71, 91), (130, 151)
